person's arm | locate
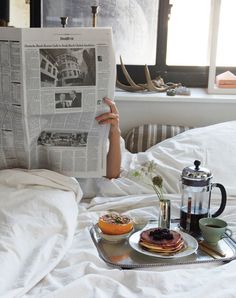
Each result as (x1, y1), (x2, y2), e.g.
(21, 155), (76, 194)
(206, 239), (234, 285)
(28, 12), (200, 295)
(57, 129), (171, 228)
(95, 97), (121, 179)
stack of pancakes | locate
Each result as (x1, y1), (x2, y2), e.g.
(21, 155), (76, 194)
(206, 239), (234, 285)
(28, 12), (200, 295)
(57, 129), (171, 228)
(139, 228), (185, 255)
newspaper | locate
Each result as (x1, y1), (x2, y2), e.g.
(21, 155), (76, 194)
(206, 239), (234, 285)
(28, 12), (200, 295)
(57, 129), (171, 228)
(0, 27), (116, 178)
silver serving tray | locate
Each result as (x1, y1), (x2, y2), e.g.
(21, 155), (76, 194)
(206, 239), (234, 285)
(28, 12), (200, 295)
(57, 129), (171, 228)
(90, 222), (236, 269)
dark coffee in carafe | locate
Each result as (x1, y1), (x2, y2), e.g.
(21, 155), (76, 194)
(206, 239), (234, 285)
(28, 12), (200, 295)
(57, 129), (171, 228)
(180, 207), (208, 235)
(180, 160), (227, 235)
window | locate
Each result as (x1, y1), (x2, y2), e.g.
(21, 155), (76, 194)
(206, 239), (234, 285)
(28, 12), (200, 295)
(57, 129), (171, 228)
(117, 0), (212, 87)
(47, 64), (52, 73)
(166, 0), (211, 66)
(9, 0), (30, 27)
(40, 58), (47, 69)
(208, 0), (236, 94)
(216, 0), (236, 67)
(30, 0), (236, 88)
(36, 0), (159, 66)
(118, 0), (236, 88)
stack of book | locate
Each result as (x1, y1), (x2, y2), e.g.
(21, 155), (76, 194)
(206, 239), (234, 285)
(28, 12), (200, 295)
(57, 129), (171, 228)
(216, 71), (236, 88)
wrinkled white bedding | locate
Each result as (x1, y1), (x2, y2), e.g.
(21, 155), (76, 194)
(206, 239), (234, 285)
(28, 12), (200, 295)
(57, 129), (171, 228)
(1, 121), (236, 298)
(0, 169), (82, 298)
(96, 120), (236, 197)
(26, 194), (236, 298)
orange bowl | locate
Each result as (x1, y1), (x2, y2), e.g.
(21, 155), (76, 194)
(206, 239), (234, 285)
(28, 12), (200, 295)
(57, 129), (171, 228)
(98, 213), (133, 235)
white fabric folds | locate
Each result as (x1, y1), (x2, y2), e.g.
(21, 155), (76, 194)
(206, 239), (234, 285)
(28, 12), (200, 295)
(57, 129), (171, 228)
(0, 169), (82, 297)
(97, 121), (236, 197)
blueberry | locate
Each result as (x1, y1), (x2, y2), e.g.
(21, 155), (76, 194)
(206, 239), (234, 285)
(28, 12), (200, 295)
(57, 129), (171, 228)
(162, 229), (169, 234)
(153, 234), (164, 240)
(165, 234), (174, 240)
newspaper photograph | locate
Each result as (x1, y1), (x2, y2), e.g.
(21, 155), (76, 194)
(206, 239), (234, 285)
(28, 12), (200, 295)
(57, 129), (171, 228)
(0, 27), (116, 178)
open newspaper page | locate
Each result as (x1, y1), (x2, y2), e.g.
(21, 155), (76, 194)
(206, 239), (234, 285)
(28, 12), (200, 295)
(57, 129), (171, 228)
(0, 27), (116, 178)
(0, 28), (29, 170)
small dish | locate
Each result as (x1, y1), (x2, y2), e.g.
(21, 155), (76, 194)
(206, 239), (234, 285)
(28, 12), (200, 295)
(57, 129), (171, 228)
(94, 224), (134, 243)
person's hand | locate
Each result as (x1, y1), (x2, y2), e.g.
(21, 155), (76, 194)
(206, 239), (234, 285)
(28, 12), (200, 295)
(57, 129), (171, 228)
(95, 97), (120, 136)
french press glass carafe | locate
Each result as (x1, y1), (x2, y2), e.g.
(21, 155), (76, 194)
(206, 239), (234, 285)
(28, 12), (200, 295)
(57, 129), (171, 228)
(180, 160), (227, 235)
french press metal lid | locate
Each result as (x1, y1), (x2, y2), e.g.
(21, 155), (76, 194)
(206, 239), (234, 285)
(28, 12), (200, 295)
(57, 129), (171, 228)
(181, 160), (213, 187)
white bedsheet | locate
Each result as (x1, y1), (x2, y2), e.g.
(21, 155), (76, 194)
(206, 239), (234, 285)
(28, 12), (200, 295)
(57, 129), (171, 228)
(25, 193), (236, 298)
(1, 121), (236, 298)
(24, 121), (236, 298)
(0, 169), (82, 298)
(96, 120), (236, 197)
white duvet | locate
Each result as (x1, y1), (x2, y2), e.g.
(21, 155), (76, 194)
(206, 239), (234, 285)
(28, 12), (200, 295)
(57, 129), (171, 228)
(1, 121), (236, 298)
(26, 193), (236, 298)
(96, 120), (236, 197)
(0, 169), (82, 297)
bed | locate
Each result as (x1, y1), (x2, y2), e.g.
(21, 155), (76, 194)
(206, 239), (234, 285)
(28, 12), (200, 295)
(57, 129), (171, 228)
(0, 120), (236, 298)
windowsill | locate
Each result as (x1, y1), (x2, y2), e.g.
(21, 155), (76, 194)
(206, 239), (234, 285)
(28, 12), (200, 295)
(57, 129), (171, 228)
(115, 88), (236, 104)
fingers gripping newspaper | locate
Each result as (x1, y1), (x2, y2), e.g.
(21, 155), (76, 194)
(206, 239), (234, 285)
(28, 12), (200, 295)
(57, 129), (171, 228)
(0, 27), (116, 177)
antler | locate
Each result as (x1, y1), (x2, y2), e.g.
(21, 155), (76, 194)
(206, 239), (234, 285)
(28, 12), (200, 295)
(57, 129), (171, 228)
(116, 56), (180, 92)
(117, 56), (146, 92)
(116, 80), (144, 92)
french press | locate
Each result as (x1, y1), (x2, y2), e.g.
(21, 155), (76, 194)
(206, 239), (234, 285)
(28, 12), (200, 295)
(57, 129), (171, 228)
(180, 160), (227, 235)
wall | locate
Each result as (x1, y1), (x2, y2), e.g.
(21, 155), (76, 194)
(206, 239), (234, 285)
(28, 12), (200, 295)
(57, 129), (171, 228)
(115, 88), (236, 136)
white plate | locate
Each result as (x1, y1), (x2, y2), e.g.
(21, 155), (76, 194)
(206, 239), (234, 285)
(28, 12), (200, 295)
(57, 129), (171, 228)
(129, 230), (198, 259)
(94, 224), (133, 243)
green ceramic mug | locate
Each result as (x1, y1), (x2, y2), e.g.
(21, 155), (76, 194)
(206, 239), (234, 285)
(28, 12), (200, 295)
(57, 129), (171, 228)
(199, 218), (232, 245)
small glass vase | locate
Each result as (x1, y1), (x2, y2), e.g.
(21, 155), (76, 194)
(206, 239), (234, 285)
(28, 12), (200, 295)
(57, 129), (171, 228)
(158, 199), (171, 229)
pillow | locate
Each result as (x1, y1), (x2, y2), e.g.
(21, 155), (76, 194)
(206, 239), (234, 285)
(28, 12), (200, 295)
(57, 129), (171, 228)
(146, 121), (236, 196)
(96, 121), (236, 198)
(124, 124), (192, 153)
